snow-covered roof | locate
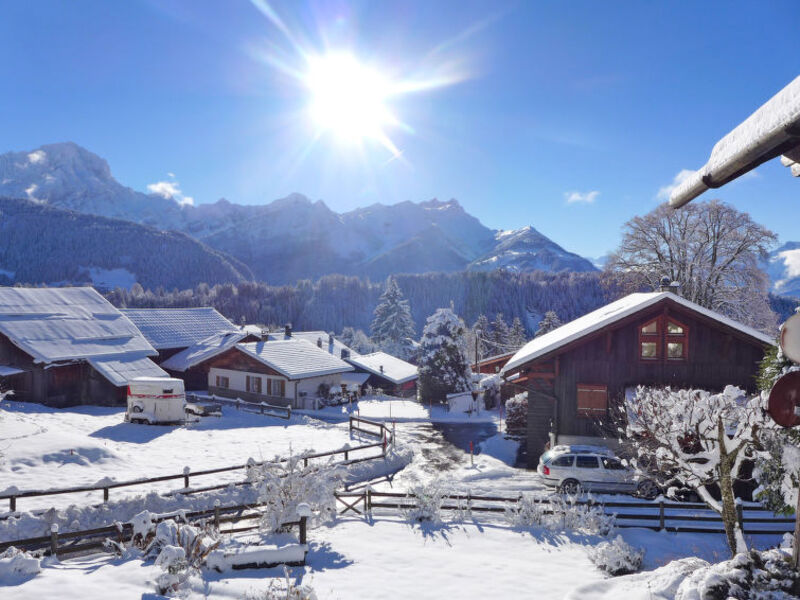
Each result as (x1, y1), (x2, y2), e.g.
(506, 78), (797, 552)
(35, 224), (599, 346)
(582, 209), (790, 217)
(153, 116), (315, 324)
(346, 351), (418, 385)
(0, 365), (24, 377)
(670, 75), (800, 208)
(121, 307), (237, 350)
(341, 372), (371, 386)
(235, 339), (354, 380)
(161, 331), (248, 372)
(88, 354), (169, 387)
(266, 330), (360, 359)
(501, 292), (775, 375)
(0, 287), (156, 363)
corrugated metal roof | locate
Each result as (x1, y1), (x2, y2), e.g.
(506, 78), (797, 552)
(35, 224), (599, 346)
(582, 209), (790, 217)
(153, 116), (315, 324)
(121, 307), (237, 350)
(88, 353), (169, 387)
(161, 331), (248, 372)
(0, 287), (156, 363)
(236, 339), (354, 380)
(347, 351), (418, 385)
(502, 292), (775, 375)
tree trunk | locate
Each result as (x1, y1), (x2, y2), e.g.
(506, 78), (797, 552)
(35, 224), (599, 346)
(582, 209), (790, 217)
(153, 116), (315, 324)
(718, 417), (747, 557)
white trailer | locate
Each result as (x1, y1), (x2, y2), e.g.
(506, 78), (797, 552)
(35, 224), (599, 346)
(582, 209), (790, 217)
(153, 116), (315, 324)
(126, 377), (186, 425)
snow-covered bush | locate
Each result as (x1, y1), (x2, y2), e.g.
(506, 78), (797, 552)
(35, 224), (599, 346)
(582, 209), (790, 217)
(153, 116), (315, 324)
(480, 373), (501, 409)
(136, 518), (220, 596)
(417, 307), (472, 403)
(504, 392), (528, 435)
(246, 453), (343, 533)
(0, 546), (41, 581)
(505, 493), (614, 535)
(404, 481), (446, 524)
(588, 535), (644, 576)
(244, 567), (318, 600)
(674, 548), (800, 600)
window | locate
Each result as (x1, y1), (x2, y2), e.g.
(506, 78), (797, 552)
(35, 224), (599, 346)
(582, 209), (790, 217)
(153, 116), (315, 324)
(601, 457), (626, 470)
(639, 318), (660, 360)
(638, 316), (689, 361)
(665, 318), (688, 361)
(246, 376), (262, 394)
(278, 380), (286, 397)
(266, 378), (272, 396)
(577, 384), (608, 418)
(215, 375), (229, 389)
(576, 456), (599, 469)
(551, 455), (574, 467)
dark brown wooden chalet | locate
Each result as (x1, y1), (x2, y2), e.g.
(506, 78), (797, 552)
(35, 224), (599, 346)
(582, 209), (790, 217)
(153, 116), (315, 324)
(500, 291), (775, 467)
(473, 352), (515, 375)
(0, 287), (167, 407)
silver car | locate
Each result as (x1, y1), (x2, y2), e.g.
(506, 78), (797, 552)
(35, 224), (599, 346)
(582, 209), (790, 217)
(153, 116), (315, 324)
(537, 445), (660, 499)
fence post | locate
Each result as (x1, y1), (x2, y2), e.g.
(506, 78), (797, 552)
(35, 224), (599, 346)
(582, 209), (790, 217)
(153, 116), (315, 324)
(103, 487), (109, 503)
(736, 503), (744, 531)
(299, 516), (307, 544)
(366, 488), (372, 512)
(183, 466), (190, 489)
(214, 500), (221, 529)
(50, 524), (59, 557)
(9, 496), (15, 512)
(659, 500), (665, 531)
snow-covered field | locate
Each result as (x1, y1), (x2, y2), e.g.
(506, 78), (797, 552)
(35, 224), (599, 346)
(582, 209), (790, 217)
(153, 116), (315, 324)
(0, 396), (790, 599)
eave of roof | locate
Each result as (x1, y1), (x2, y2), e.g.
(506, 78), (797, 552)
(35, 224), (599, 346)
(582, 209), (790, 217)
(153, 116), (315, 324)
(501, 292), (775, 375)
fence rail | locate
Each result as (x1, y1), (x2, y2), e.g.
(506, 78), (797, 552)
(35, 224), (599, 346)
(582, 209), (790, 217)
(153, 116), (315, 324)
(193, 393), (292, 420)
(334, 490), (795, 535)
(0, 499), (309, 560)
(1, 415), (393, 514)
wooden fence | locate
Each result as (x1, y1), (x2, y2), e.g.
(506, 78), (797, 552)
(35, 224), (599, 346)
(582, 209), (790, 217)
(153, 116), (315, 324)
(0, 415), (392, 514)
(0, 499), (309, 560)
(191, 393), (292, 420)
(334, 490), (795, 535)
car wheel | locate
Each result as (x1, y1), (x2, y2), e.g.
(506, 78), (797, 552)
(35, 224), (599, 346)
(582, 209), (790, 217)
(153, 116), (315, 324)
(559, 479), (582, 495)
(637, 479), (661, 500)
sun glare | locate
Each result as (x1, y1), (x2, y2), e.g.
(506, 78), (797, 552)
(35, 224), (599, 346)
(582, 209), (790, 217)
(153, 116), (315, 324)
(305, 53), (399, 153)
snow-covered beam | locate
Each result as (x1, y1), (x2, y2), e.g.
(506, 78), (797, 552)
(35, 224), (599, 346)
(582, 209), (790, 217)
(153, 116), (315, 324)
(670, 75), (800, 208)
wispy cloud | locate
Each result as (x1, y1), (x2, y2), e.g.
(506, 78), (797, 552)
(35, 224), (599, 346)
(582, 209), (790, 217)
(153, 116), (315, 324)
(656, 169), (696, 201)
(564, 190), (600, 205)
(147, 176), (194, 206)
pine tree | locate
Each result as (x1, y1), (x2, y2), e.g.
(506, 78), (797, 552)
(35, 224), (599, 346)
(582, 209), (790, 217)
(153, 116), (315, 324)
(370, 277), (416, 359)
(536, 311), (562, 337)
(418, 307), (472, 403)
(491, 313), (511, 354)
(509, 317), (527, 350)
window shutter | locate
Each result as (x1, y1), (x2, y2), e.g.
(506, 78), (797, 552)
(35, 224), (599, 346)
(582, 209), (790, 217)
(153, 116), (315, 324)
(577, 384), (607, 418)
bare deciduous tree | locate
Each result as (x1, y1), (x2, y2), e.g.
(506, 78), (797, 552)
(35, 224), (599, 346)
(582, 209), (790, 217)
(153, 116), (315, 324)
(621, 385), (768, 556)
(607, 200), (777, 332)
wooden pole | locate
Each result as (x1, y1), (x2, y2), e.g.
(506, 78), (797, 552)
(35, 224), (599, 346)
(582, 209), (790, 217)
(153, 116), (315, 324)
(50, 524), (59, 557)
(793, 487), (800, 569)
(299, 516), (307, 545)
(9, 496), (15, 512)
(659, 500), (665, 531)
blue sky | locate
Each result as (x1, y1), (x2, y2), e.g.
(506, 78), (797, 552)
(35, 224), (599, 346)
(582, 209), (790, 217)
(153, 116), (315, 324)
(1, 0), (799, 258)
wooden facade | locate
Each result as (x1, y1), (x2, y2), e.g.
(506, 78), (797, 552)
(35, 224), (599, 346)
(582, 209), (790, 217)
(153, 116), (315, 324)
(506, 297), (771, 468)
(473, 352), (515, 375)
(0, 333), (125, 407)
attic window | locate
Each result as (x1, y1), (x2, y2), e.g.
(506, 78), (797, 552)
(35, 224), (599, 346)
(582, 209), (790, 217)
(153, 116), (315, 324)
(639, 318), (660, 360)
(638, 316), (689, 361)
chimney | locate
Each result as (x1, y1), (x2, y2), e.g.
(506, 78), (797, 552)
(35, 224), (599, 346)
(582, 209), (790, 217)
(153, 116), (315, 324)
(260, 329), (269, 342)
(659, 276), (671, 293)
(317, 337), (323, 348)
(379, 365), (384, 374)
(328, 332), (334, 346)
(285, 323), (292, 338)
(341, 349), (350, 360)
(669, 281), (681, 296)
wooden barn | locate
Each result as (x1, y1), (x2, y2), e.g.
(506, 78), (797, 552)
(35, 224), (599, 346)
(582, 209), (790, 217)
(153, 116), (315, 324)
(0, 287), (167, 407)
(500, 290), (775, 467)
(473, 352), (515, 375)
(205, 339), (354, 409)
(345, 351), (418, 396)
(120, 307), (240, 363)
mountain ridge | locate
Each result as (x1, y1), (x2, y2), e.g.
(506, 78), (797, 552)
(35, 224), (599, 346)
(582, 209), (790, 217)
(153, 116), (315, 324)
(0, 142), (597, 285)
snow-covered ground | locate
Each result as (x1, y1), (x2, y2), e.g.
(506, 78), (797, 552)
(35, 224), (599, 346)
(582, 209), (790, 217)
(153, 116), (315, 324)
(0, 395), (791, 599)
(0, 400), (355, 513)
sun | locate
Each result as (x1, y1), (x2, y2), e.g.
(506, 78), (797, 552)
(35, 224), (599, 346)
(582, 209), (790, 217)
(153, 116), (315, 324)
(304, 53), (399, 154)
